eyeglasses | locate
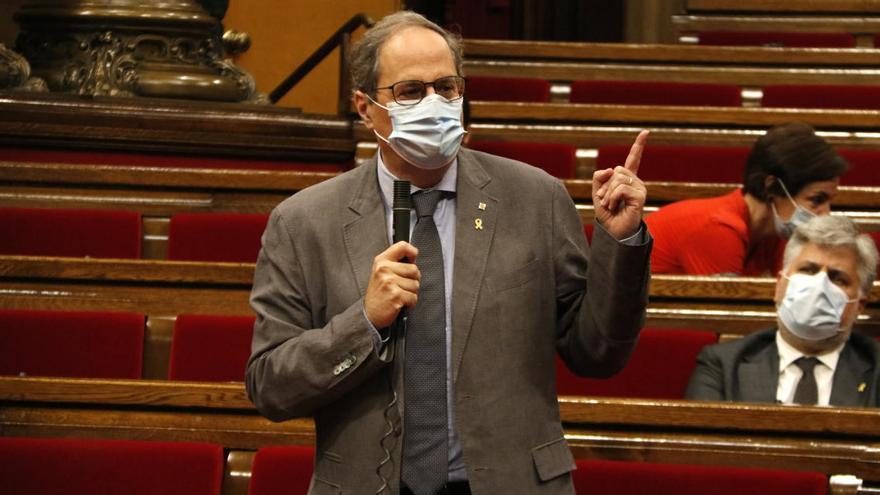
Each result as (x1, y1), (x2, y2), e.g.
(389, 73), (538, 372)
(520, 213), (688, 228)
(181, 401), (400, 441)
(375, 76), (466, 106)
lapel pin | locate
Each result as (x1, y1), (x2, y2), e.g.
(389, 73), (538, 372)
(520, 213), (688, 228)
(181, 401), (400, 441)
(478, 202), (486, 211)
(859, 382), (867, 393)
(474, 218), (483, 230)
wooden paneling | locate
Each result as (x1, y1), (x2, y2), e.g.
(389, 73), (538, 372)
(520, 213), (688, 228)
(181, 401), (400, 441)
(686, 0), (880, 14)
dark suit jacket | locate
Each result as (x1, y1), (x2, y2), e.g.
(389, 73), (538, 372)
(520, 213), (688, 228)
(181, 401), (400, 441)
(685, 328), (880, 407)
(245, 148), (652, 494)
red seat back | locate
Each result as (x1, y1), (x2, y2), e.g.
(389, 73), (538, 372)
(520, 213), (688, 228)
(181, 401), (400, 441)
(696, 31), (855, 48)
(0, 146), (350, 172)
(466, 76), (551, 102)
(596, 145), (750, 183)
(0, 309), (144, 379)
(763, 84), (880, 110)
(167, 213), (269, 262)
(837, 149), (880, 186)
(556, 327), (717, 399)
(469, 141), (577, 178)
(572, 459), (828, 495)
(0, 437), (223, 495)
(584, 224), (594, 245)
(168, 314), (255, 382)
(0, 207), (141, 258)
(248, 445), (315, 495)
(570, 80), (742, 107)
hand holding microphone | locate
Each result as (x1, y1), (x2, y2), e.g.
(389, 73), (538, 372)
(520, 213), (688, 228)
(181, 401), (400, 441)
(364, 181), (420, 330)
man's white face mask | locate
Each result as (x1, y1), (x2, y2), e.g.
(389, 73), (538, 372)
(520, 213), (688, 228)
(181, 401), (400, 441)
(369, 93), (466, 170)
(777, 271), (858, 341)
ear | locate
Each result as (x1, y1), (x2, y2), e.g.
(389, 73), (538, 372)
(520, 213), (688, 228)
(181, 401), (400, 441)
(773, 270), (787, 304)
(353, 90), (373, 129)
(763, 175), (778, 197)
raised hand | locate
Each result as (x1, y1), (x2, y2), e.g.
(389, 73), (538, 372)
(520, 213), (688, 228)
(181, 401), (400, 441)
(592, 130), (649, 240)
(364, 241), (420, 329)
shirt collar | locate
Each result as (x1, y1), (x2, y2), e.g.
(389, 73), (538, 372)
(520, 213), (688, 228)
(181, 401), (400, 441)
(376, 149), (458, 212)
(775, 330), (845, 373)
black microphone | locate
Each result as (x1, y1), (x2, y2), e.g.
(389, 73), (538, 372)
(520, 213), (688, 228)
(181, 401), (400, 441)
(391, 180), (411, 343)
(392, 180), (411, 245)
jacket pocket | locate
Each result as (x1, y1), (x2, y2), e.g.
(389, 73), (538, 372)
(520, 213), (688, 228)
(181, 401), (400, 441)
(312, 450), (343, 493)
(531, 437), (575, 482)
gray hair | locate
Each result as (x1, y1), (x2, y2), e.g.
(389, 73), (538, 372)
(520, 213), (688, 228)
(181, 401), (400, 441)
(348, 11), (464, 97)
(783, 215), (879, 295)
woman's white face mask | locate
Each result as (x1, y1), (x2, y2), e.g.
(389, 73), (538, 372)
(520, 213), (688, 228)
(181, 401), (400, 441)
(368, 93), (466, 170)
(772, 178), (816, 239)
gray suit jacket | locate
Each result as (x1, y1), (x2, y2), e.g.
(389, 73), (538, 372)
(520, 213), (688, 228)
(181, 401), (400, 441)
(246, 148), (652, 494)
(685, 328), (880, 407)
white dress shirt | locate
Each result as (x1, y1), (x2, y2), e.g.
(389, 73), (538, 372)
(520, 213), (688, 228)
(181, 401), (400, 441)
(775, 331), (845, 406)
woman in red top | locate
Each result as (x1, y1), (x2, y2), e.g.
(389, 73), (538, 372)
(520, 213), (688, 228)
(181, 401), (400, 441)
(645, 122), (848, 275)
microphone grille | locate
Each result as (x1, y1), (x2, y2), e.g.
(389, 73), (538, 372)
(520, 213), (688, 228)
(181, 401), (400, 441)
(393, 180), (411, 209)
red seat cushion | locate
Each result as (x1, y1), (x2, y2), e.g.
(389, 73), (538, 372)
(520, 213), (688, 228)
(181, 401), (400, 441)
(0, 207), (141, 258)
(167, 213), (269, 263)
(570, 80), (742, 107)
(584, 224), (595, 244)
(572, 459), (828, 495)
(763, 84), (880, 110)
(469, 141), (577, 178)
(837, 149), (880, 186)
(466, 76), (551, 102)
(0, 146), (350, 172)
(0, 309), (144, 379)
(0, 437), (223, 495)
(596, 145), (750, 183)
(696, 31), (855, 48)
(248, 445), (315, 495)
(557, 327), (718, 399)
(168, 314), (255, 382)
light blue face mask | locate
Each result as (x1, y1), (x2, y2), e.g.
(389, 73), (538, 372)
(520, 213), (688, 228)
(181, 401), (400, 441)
(368, 93), (466, 170)
(778, 271), (858, 340)
(772, 178), (816, 239)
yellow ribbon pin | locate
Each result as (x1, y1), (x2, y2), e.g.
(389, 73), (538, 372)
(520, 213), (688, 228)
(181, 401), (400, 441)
(859, 383), (867, 393)
(475, 218), (483, 230)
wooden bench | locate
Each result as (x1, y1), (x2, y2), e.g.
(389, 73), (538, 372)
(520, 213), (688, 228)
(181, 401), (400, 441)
(463, 40), (880, 104)
(2, 376), (880, 492)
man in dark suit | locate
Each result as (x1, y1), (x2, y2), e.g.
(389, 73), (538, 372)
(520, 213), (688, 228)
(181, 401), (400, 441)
(245, 10), (652, 495)
(686, 215), (880, 407)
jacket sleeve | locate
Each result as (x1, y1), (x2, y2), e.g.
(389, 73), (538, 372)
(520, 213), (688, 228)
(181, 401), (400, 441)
(684, 345), (726, 401)
(245, 207), (390, 421)
(552, 179), (652, 378)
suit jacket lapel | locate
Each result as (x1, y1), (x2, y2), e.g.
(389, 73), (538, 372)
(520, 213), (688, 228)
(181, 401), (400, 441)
(830, 342), (872, 407)
(342, 157), (389, 297)
(737, 345), (779, 404)
(451, 150), (497, 382)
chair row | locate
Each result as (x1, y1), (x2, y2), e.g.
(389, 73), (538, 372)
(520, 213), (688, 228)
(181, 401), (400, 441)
(1, 436), (843, 495)
(4, 307), (879, 401)
(467, 75), (880, 110)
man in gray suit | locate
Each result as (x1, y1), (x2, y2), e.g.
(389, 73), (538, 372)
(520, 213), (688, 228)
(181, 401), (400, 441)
(686, 215), (880, 407)
(246, 11), (652, 495)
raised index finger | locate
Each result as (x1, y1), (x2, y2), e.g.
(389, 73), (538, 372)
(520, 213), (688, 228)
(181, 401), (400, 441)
(624, 129), (650, 176)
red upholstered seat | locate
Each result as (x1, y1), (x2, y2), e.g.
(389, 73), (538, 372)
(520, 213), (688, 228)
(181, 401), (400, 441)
(696, 31), (855, 48)
(168, 314), (255, 382)
(0, 146), (351, 172)
(596, 145), (750, 183)
(0, 207), (141, 258)
(569, 80), (742, 107)
(167, 212), (269, 262)
(583, 224), (594, 244)
(572, 459), (828, 495)
(466, 76), (551, 102)
(469, 141), (577, 178)
(556, 327), (718, 399)
(838, 149), (880, 186)
(0, 437), (223, 495)
(0, 309), (144, 379)
(762, 84), (880, 110)
(248, 445), (315, 495)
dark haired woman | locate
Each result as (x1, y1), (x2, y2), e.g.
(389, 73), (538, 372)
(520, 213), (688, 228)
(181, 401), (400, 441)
(645, 122), (848, 275)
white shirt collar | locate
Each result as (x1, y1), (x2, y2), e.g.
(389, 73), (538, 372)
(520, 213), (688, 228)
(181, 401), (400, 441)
(775, 330), (845, 373)
(376, 149), (458, 212)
